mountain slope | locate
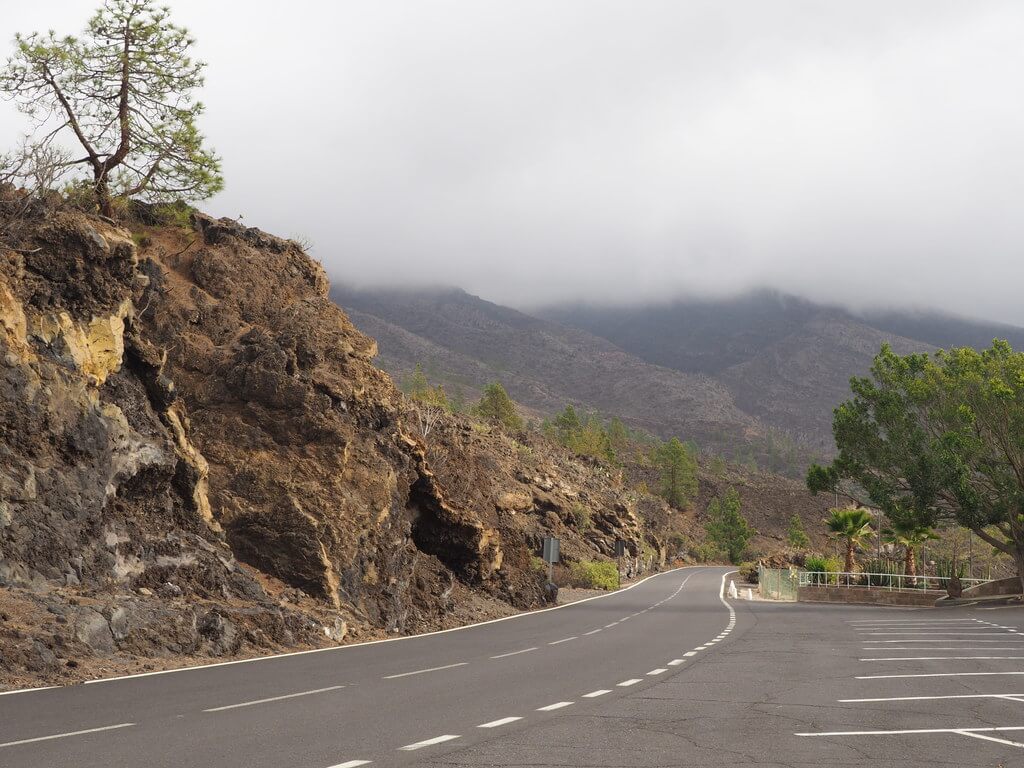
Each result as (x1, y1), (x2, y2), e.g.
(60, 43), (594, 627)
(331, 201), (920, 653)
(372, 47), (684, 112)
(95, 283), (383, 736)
(332, 286), (773, 460)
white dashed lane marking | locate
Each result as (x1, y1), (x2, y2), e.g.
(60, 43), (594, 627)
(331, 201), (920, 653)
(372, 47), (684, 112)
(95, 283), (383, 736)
(537, 701), (574, 711)
(548, 636), (577, 645)
(383, 663), (468, 679)
(0, 723), (135, 750)
(583, 689), (611, 698)
(329, 761), (372, 768)
(584, 629), (602, 636)
(478, 717), (522, 728)
(490, 647), (537, 659)
(668, 659), (685, 666)
(203, 685), (344, 712)
(617, 678), (642, 687)
(647, 668), (667, 675)
(399, 735), (460, 751)
(684, 651), (697, 657)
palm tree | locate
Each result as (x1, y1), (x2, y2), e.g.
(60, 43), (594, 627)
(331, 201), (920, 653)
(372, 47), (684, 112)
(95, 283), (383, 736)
(883, 519), (937, 583)
(825, 507), (874, 573)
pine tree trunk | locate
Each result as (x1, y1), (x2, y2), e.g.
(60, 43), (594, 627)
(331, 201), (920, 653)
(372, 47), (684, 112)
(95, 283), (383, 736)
(94, 174), (113, 218)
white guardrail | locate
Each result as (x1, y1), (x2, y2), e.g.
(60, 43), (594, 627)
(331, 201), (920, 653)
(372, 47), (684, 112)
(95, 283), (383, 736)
(797, 571), (989, 592)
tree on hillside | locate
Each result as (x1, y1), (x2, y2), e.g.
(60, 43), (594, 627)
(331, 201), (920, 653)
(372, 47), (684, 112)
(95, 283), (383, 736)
(1, 0), (223, 216)
(807, 341), (1024, 593)
(403, 364), (451, 439)
(553, 405), (581, 442)
(704, 488), (754, 564)
(476, 382), (522, 431)
(787, 514), (810, 550)
(653, 438), (698, 508)
(882, 517), (937, 583)
(825, 507), (874, 573)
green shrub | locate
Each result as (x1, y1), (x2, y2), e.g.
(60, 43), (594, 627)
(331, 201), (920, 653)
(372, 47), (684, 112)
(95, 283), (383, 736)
(737, 561), (758, 584)
(565, 502), (592, 530)
(804, 555), (842, 585)
(529, 556), (547, 575)
(693, 542), (726, 563)
(568, 560), (619, 590)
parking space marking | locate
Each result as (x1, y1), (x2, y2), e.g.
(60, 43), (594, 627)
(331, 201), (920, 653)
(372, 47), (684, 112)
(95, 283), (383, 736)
(857, 671), (1024, 680)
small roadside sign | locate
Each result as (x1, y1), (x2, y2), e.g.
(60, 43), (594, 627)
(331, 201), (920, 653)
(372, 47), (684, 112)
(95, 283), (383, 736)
(542, 536), (560, 564)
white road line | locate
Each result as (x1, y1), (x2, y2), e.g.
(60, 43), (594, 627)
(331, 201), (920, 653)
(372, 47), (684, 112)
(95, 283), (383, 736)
(796, 726), (1024, 738)
(840, 693), (1024, 703)
(490, 647), (537, 659)
(955, 730), (1024, 748)
(684, 651), (697, 657)
(32, 565), (695, 691)
(668, 659), (685, 666)
(848, 619), (978, 623)
(0, 686), (58, 697)
(383, 662), (468, 679)
(399, 735), (460, 751)
(478, 716), (522, 728)
(863, 639), (1024, 643)
(605, 622), (619, 628)
(862, 632), (1017, 636)
(537, 701), (574, 711)
(549, 636), (578, 645)
(861, 656), (1024, 662)
(617, 678), (642, 687)
(203, 685), (344, 712)
(648, 668), (668, 675)
(857, 671), (1024, 680)
(694, 646), (709, 650)
(862, 647), (1024, 651)
(0, 723), (135, 749)
(583, 689), (611, 697)
(329, 761), (372, 768)
(584, 629), (602, 636)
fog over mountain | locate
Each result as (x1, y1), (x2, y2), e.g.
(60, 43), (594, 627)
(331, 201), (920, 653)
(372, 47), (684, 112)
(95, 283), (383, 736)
(4, 2), (1024, 322)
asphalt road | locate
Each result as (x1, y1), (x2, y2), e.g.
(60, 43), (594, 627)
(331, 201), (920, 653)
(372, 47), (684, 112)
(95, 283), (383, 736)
(2, 566), (1021, 767)
(0, 566), (735, 768)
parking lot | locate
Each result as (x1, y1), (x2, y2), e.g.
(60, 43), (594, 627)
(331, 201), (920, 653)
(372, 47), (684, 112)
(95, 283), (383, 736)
(795, 612), (1024, 753)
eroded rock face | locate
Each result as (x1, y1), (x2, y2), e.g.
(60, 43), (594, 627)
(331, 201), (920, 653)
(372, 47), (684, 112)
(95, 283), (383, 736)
(0, 203), (662, 686)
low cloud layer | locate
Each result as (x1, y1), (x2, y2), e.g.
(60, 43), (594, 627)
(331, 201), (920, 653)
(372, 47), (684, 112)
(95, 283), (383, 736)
(4, 2), (1024, 322)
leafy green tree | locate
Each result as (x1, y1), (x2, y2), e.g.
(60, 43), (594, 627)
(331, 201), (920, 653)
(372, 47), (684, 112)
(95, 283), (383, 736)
(786, 514), (810, 550)
(882, 517), (937, 581)
(704, 488), (755, 564)
(653, 438), (698, 508)
(1, 0), (223, 216)
(825, 507), (874, 573)
(553, 405), (581, 442)
(476, 382), (522, 431)
(808, 341), (1024, 592)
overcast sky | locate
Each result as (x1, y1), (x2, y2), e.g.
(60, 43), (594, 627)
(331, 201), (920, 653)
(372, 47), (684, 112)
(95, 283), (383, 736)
(3, 1), (1024, 323)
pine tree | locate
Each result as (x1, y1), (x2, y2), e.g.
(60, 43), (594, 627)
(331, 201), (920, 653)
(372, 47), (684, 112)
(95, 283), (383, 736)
(653, 438), (698, 508)
(476, 382), (522, 430)
(705, 488), (755, 564)
(787, 514), (810, 550)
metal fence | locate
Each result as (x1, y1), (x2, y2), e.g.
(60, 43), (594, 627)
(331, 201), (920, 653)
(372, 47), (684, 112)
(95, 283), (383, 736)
(759, 567), (799, 601)
(796, 570), (989, 593)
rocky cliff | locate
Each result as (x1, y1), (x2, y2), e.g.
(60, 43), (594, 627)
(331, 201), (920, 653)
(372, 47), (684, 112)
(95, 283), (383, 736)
(0, 199), (668, 687)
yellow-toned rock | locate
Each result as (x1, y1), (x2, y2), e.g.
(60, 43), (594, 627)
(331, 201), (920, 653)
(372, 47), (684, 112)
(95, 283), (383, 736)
(32, 300), (133, 386)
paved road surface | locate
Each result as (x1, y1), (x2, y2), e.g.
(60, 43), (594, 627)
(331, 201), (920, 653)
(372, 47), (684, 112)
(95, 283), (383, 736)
(2, 565), (1021, 766)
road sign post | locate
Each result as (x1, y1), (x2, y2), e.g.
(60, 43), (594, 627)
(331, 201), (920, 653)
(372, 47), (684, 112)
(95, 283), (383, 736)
(542, 536), (560, 584)
(614, 539), (626, 588)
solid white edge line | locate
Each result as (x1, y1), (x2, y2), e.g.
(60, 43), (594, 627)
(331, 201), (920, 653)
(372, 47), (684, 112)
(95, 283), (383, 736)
(583, 689), (611, 697)
(0, 686), (58, 698)
(383, 662), (468, 679)
(48, 566), (704, 691)
(0, 723), (135, 749)
(399, 734), (461, 751)
(584, 629), (602, 635)
(537, 701), (574, 711)
(478, 716), (522, 728)
(202, 685), (344, 712)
